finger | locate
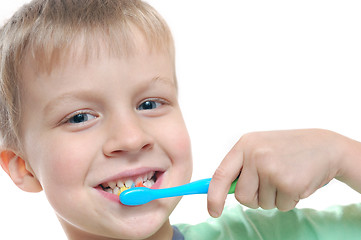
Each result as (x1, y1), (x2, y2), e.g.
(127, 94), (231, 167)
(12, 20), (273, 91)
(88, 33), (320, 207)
(208, 145), (244, 218)
(258, 176), (277, 210)
(234, 163), (259, 209)
(275, 190), (299, 212)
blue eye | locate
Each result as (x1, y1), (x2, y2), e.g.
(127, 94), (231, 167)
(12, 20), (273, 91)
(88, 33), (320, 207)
(138, 100), (161, 110)
(68, 113), (96, 124)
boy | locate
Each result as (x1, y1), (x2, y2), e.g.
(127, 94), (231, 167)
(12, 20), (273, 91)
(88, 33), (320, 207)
(0, 0), (192, 239)
(1, 0), (361, 239)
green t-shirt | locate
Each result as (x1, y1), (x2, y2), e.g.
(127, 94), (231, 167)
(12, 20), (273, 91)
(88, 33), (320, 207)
(176, 204), (361, 239)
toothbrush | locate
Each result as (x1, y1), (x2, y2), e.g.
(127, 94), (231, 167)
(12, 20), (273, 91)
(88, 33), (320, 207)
(119, 178), (238, 206)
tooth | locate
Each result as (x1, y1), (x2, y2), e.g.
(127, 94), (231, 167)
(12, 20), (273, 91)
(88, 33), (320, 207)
(113, 186), (120, 194)
(117, 180), (124, 187)
(108, 181), (116, 189)
(120, 186), (129, 193)
(125, 179), (133, 188)
(147, 172), (154, 180)
(144, 181), (151, 188)
(135, 177), (143, 184)
(105, 188), (112, 193)
(149, 179), (155, 185)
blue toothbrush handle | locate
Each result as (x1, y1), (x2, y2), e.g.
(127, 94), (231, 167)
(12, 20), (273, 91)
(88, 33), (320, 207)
(120, 178), (238, 206)
(155, 178), (211, 198)
(151, 177), (237, 197)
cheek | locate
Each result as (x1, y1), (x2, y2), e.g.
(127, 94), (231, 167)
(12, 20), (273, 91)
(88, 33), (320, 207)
(42, 144), (83, 183)
(25, 133), (95, 200)
(159, 117), (193, 174)
(30, 135), (98, 221)
(168, 128), (191, 154)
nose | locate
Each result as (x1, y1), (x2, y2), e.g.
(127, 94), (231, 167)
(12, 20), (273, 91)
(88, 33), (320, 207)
(102, 114), (154, 157)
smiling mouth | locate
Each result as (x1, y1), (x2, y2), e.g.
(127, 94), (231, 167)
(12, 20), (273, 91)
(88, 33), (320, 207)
(99, 171), (159, 196)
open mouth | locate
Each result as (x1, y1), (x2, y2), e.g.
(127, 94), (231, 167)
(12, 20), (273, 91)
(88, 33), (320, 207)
(99, 171), (160, 196)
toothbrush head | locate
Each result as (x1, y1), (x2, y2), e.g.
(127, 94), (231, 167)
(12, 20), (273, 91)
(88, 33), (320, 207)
(119, 187), (154, 206)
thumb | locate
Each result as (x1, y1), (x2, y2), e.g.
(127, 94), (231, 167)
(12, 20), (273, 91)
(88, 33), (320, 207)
(207, 146), (243, 217)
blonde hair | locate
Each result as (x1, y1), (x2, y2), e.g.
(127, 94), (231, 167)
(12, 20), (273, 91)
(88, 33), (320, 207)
(0, 0), (175, 150)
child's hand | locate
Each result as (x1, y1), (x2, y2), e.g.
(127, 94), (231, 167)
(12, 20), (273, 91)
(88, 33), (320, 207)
(207, 129), (351, 218)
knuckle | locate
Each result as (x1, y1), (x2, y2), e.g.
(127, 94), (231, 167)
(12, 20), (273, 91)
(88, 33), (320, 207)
(212, 166), (229, 182)
(234, 191), (245, 203)
(298, 189), (313, 199)
(234, 191), (258, 208)
(239, 132), (259, 147)
(276, 175), (294, 190)
(276, 175), (308, 196)
(253, 149), (278, 177)
(207, 195), (218, 207)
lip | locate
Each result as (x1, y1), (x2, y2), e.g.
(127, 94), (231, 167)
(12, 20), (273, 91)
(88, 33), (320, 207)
(95, 167), (165, 186)
(94, 167), (165, 204)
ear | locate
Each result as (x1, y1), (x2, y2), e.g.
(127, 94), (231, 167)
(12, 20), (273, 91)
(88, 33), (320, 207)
(0, 150), (42, 193)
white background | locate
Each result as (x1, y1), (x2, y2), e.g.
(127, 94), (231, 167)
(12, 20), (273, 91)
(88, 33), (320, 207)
(1, 0), (361, 239)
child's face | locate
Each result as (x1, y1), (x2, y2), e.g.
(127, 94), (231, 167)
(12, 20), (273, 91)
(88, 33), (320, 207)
(18, 33), (192, 239)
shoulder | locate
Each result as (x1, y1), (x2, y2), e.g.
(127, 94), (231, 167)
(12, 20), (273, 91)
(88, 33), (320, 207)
(175, 205), (262, 240)
(175, 203), (361, 240)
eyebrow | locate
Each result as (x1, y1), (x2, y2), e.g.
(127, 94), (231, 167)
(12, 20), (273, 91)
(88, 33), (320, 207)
(148, 75), (176, 88)
(134, 75), (177, 97)
(44, 76), (176, 114)
(44, 91), (99, 115)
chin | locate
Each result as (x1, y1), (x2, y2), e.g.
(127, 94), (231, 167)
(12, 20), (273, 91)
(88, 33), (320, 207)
(103, 198), (178, 239)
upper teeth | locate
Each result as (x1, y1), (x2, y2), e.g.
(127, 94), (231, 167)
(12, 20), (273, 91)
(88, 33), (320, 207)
(101, 171), (156, 194)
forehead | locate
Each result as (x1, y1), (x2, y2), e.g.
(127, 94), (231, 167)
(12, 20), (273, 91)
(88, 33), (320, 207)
(25, 25), (174, 77)
(20, 28), (178, 103)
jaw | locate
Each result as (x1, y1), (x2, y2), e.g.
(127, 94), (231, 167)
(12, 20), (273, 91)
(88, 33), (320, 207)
(57, 185), (176, 240)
